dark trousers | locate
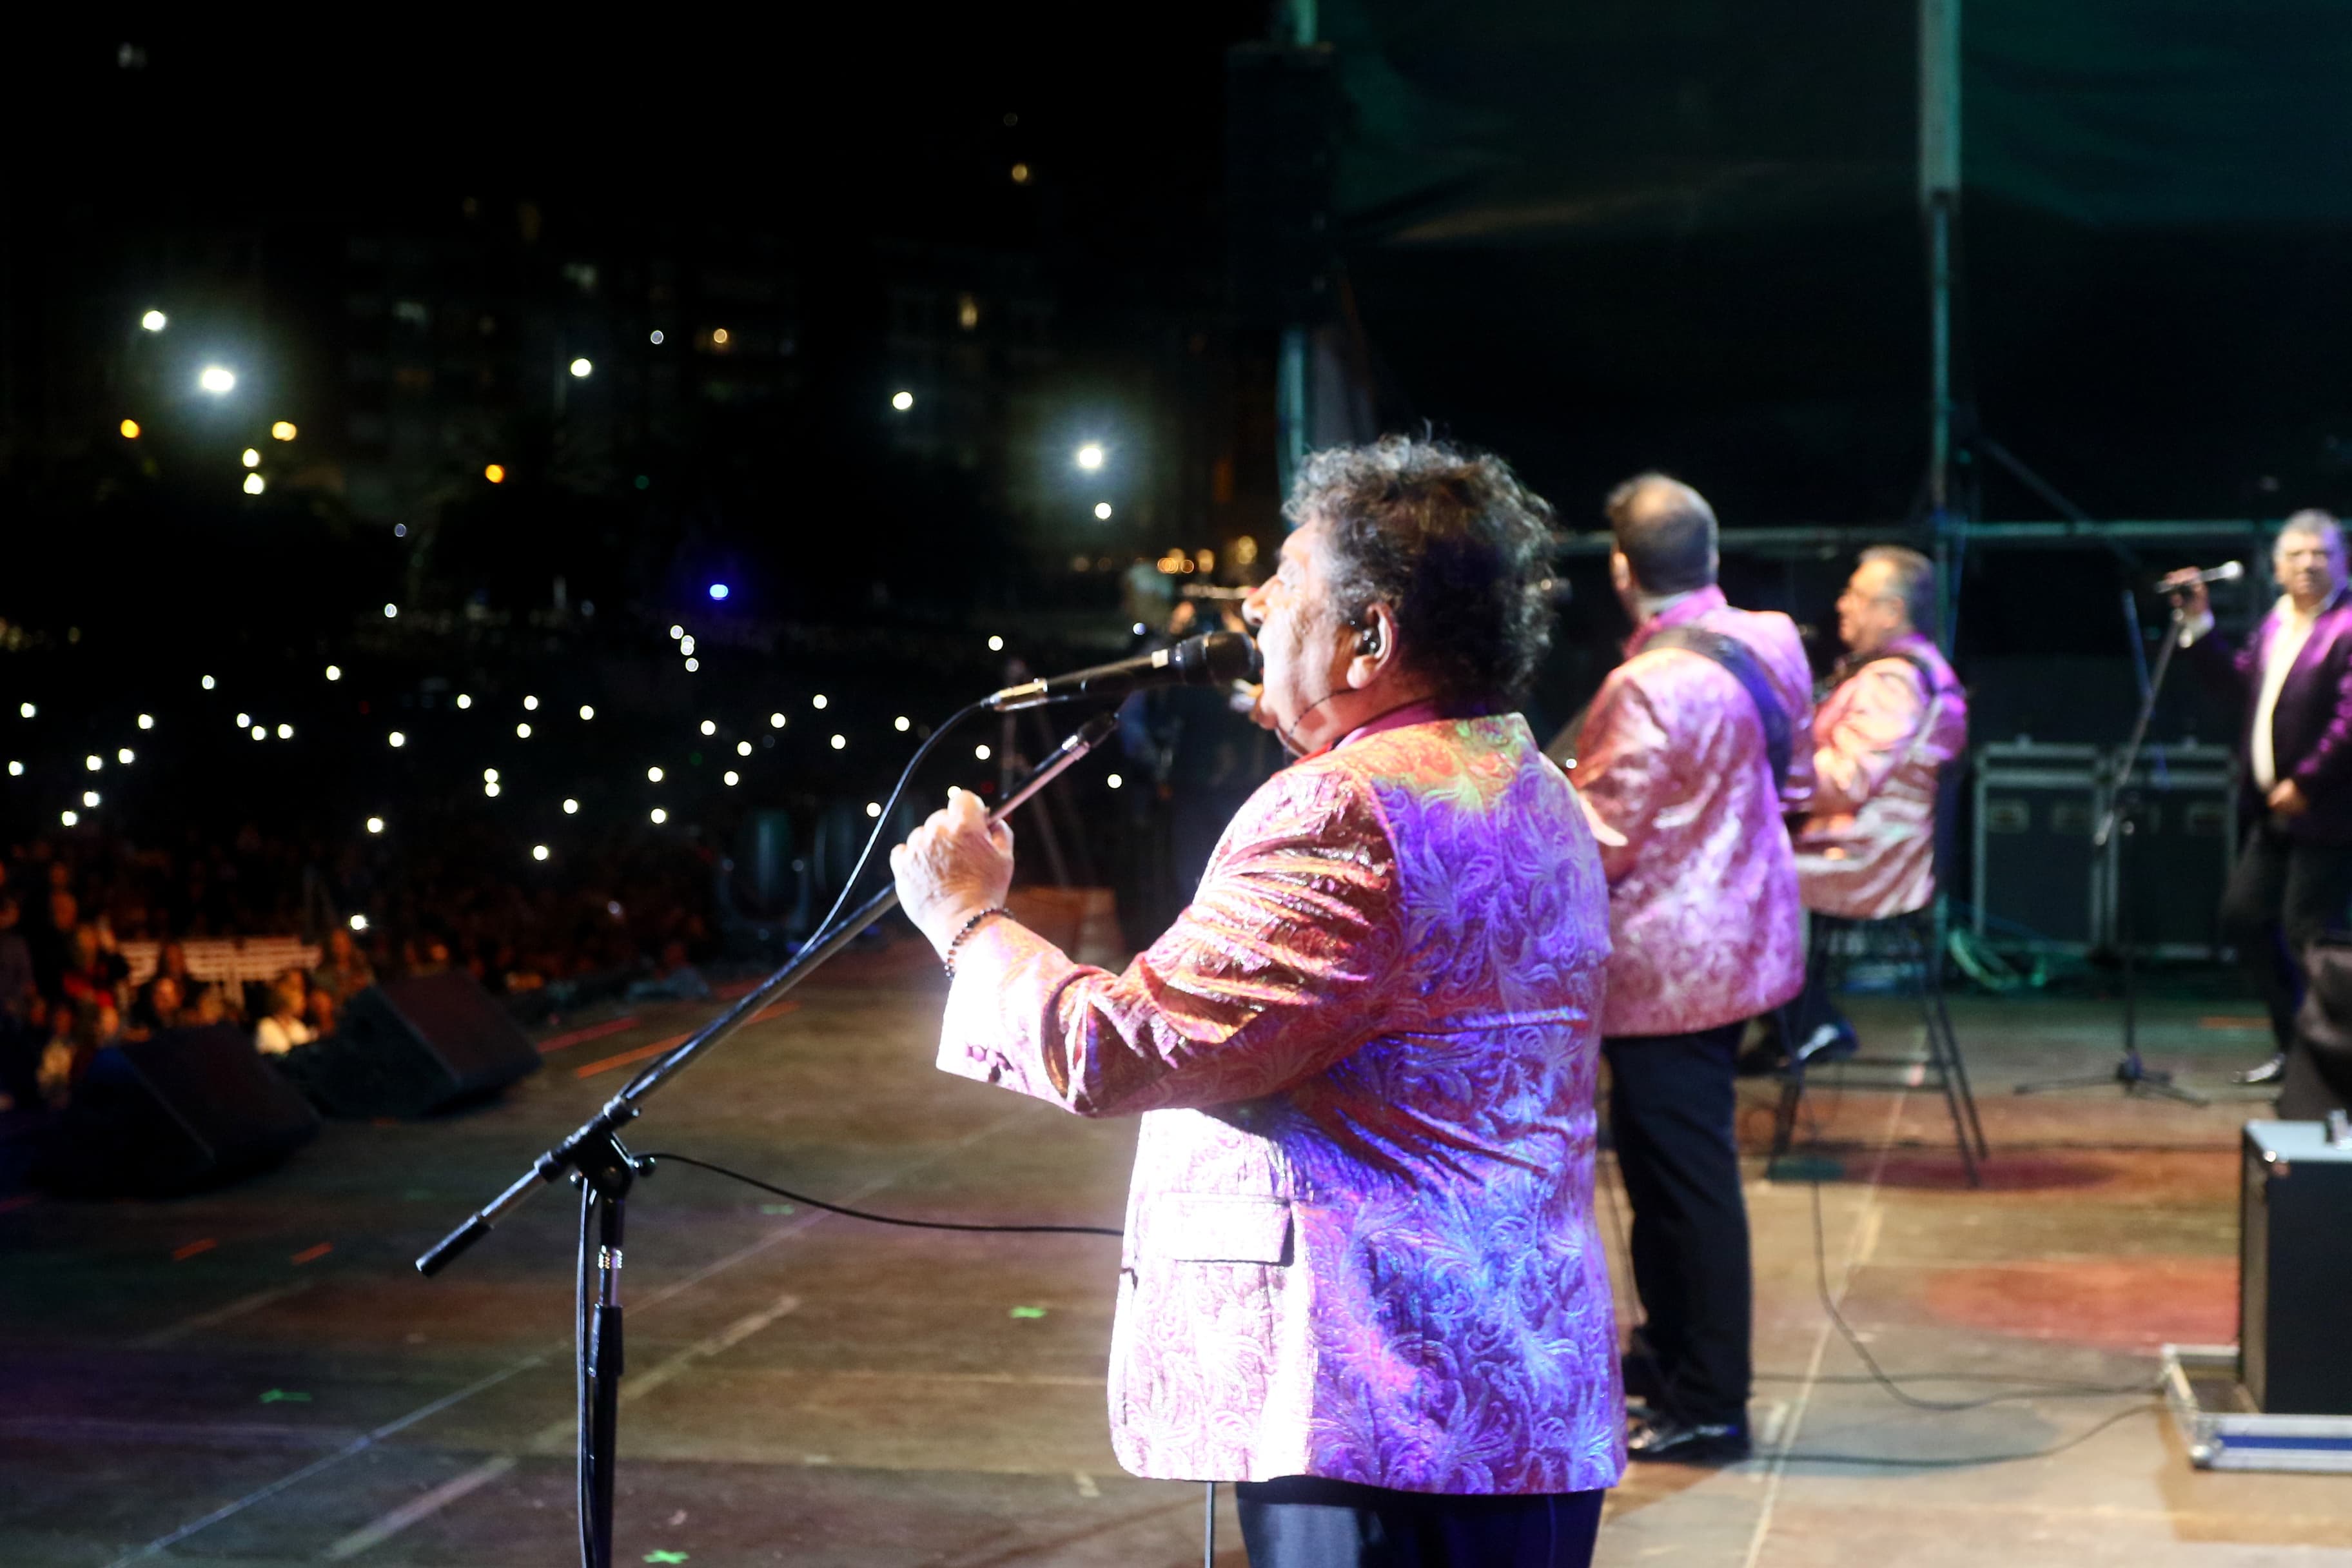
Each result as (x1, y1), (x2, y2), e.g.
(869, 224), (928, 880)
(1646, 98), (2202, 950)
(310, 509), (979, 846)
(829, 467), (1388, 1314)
(1602, 1021), (1751, 1427)
(1235, 1476), (1603, 1568)
(2218, 819), (2352, 1052)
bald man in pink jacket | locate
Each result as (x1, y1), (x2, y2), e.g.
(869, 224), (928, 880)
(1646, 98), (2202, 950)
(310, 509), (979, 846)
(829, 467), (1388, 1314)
(1574, 473), (1810, 1465)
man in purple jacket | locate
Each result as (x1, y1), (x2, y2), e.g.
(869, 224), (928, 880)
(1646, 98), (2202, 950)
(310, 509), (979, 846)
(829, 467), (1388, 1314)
(2168, 510), (2352, 1086)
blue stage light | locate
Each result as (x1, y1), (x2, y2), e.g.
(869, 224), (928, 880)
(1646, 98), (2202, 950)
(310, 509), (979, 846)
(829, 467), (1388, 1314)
(709, 582), (730, 601)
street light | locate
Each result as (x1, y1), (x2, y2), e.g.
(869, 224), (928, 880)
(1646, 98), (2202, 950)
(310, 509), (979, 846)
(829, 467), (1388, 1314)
(198, 366), (235, 394)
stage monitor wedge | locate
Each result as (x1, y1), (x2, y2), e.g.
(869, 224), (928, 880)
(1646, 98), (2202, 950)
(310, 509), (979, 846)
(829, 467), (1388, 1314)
(34, 1024), (321, 1196)
(301, 972), (541, 1118)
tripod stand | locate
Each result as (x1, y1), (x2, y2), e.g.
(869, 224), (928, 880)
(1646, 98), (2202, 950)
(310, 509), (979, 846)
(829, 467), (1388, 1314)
(2015, 602), (2208, 1103)
(416, 712), (1120, 1568)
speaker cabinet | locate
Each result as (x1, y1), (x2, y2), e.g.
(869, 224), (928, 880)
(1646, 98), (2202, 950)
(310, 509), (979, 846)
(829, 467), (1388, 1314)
(35, 1024), (320, 1195)
(297, 973), (540, 1118)
(2240, 1120), (2352, 1414)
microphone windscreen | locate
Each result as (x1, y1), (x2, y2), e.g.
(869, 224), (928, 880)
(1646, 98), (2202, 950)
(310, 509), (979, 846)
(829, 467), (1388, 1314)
(2213, 560), (2246, 582)
(1177, 631), (1261, 685)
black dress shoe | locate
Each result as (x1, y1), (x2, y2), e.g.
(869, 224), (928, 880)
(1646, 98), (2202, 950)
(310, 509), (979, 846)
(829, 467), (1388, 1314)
(2234, 1054), (2286, 1086)
(1626, 1413), (1752, 1464)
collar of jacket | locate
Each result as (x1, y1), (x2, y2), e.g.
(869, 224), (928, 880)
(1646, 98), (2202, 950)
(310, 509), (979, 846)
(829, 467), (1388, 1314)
(1627, 584), (1728, 658)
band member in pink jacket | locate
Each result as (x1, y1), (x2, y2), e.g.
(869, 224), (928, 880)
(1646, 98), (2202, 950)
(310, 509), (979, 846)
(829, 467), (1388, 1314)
(894, 437), (1622, 1567)
(1575, 473), (1810, 1464)
(1780, 547), (1968, 1061)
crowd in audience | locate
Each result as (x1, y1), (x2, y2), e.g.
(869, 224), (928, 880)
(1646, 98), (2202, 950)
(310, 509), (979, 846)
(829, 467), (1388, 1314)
(0, 821), (717, 1114)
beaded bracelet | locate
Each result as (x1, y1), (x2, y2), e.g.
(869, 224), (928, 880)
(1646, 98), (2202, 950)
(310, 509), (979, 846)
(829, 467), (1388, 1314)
(943, 905), (1011, 979)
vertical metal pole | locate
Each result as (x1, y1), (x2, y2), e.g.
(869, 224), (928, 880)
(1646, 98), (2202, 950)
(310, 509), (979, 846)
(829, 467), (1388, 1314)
(1921, 0), (1963, 651)
(1273, 0), (1318, 511)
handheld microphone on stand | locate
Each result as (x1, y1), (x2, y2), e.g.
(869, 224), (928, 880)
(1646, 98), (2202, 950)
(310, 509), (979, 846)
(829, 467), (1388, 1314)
(984, 630), (1260, 712)
(2164, 560), (2244, 591)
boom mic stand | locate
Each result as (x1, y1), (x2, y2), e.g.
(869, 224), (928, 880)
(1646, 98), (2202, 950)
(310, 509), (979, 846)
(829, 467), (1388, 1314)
(2015, 600), (2208, 1104)
(415, 710), (1120, 1568)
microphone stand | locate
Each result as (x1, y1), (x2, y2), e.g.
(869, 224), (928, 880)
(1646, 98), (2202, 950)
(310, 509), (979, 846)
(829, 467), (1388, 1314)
(415, 710), (1121, 1568)
(2015, 601), (2207, 1104)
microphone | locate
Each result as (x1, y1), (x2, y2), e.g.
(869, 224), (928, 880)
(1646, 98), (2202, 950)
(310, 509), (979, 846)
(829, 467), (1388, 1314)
(984, 631), (1261, 712)
(2166, 561), (2244, 589)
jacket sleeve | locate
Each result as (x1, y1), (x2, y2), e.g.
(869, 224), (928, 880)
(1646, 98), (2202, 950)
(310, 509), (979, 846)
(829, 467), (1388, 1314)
(1574, 663), (1675, 886)
(936, 769), (1405, 1117)
(2292, 646), (2352, 794)
(1811, 662), (1929, 817)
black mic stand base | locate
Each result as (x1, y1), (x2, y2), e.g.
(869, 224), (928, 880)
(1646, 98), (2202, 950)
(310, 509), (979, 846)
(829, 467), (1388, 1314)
(2014, 1055), (2208, 1105)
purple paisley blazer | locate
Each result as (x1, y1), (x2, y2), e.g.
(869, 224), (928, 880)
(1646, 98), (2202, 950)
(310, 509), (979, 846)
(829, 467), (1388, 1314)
(1577, 588), (1809, 1036)
(938, 713), (1623, 1495)
(1794, 634), (1968, 920)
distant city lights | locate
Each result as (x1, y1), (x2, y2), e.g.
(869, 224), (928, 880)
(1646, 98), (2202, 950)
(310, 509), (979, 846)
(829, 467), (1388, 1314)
(890, 390), (914, 411)
(243, 474), (266, 496)
(533, 845), (549, 861)
(1075, 442), (1105, 471)
(271, 421), (297, 441)
(485, 464), (506, 484)
(569, 357), (593, 378)
(325, 665), (342, 681)
(563, 798), (580, 814)
(366, 816), (385, 834)
(198, 366), (236, 394)
(241, 447), (261, 468)
(141, 310), (167, 332)
(708, 582), (729, 601)
(119, 419), (140, 439)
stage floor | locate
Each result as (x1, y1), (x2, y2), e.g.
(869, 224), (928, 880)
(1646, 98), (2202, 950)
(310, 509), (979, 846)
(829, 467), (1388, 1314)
(4, 943), (2346, 1567)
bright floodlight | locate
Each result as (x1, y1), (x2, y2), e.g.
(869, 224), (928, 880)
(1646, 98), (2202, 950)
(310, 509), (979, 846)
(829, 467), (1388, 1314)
(241, 448), (261, 469)
(708, 582), (729, 601)
(198, 366), (235, 394)
(533, 845), (549, 861)
(1093, 502), (1113, 520)
(366, 816), (384, 834)
(563, 798), (580, 814)
(890, 390), (914, 411)
(141, 310), (167, 332)
(271, 421), (297, 441)
(1075, 442), (1105, 471)
(242, 474), (266, 496)
(569, 357), (593, 378)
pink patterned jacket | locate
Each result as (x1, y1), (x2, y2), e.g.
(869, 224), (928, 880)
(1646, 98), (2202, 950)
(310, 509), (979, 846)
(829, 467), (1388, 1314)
(1794, 634), (1968, 920)
(1576, 587), (1810, 1035)
(939, 711), (1623, 1495)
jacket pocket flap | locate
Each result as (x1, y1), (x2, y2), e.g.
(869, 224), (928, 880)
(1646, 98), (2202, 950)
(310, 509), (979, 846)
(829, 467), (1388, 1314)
(1153, 1193), (1292, 1264)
